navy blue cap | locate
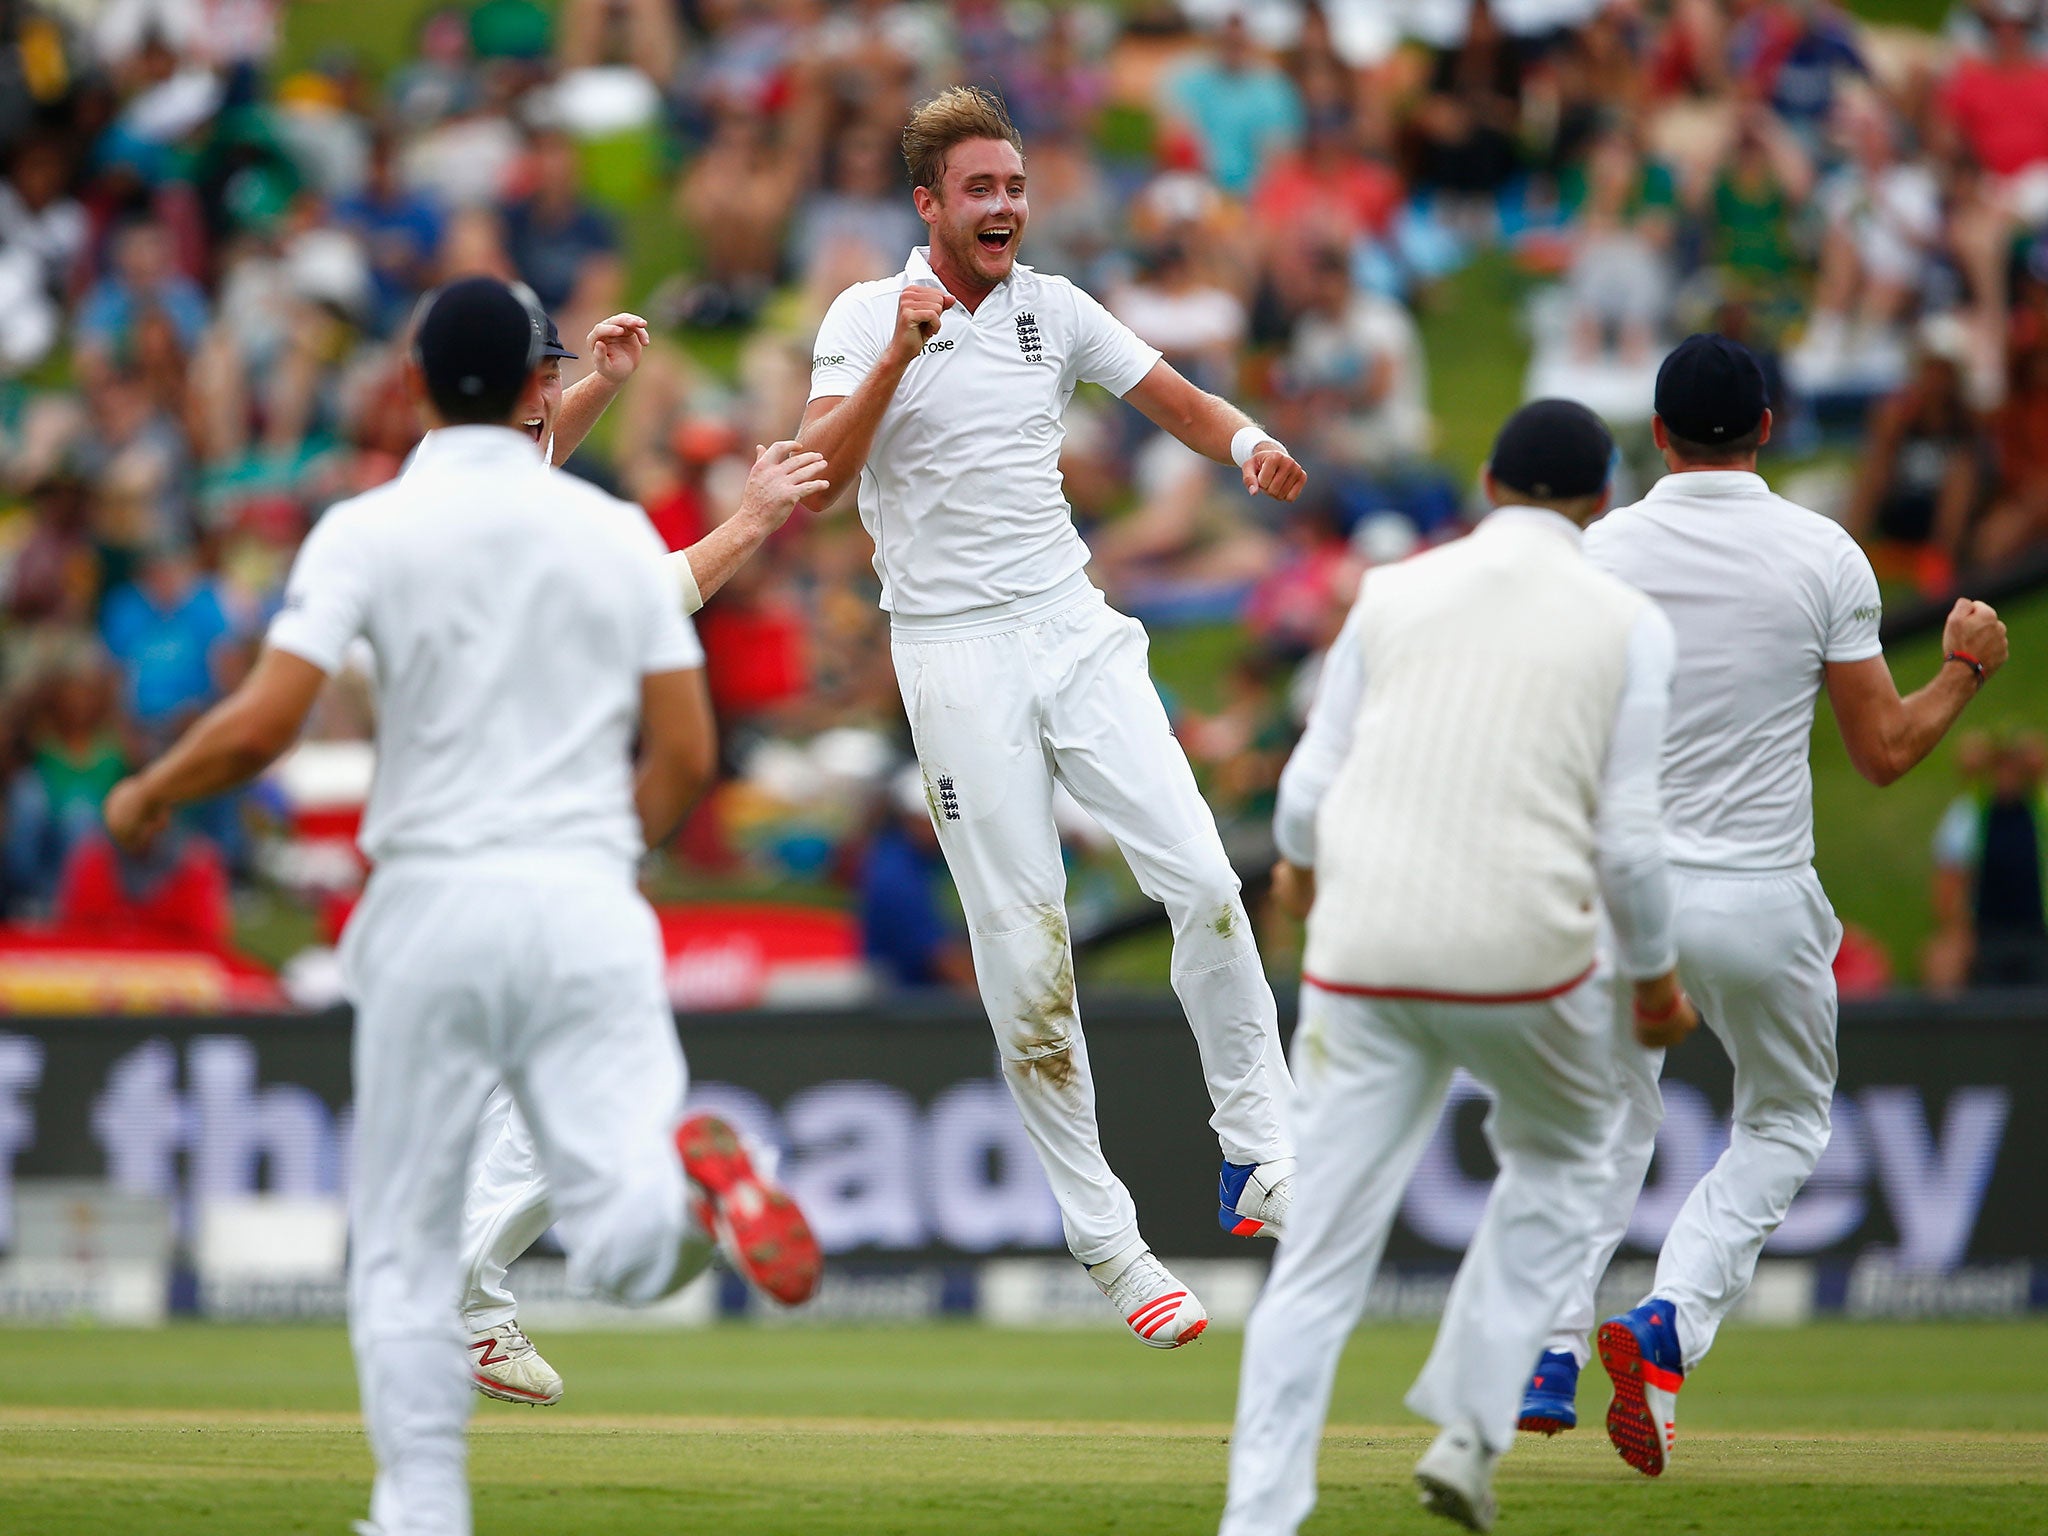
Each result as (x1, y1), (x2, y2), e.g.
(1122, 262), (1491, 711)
(413, 276), (545, 411)
(1655, 333), (1768, 445)
(1488, 398), (1614, 500)
(540, 313), (578, 360)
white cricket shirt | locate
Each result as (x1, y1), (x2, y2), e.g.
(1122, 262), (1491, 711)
(809, 247), (1162, 618)
(1584, 470), (1883, 871)
(268, 425), (704, 868)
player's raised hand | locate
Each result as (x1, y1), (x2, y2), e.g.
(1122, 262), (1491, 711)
(1943, 597), (2009, 681)
(891, 284), (955, 363)
(587, 312), (652, 384)
(1631, 971), (1699, 1050)
(1244, 443), (1307, 503)
(104, 777), (170, 853)
(738, 440), (832, 528)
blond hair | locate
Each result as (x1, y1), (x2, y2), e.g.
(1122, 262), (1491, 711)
(901, 86), (1024, 194)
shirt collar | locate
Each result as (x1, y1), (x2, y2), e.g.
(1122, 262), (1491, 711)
(412, 424), (546, 470)
(1482, 504), (1585, 547)
(904, 245), (1014, 299)
(1643, 469), (1769, 502)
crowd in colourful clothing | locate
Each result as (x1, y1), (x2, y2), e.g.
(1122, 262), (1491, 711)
(0, 0), (2043, 984)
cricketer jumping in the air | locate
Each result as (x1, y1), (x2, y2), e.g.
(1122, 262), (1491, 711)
(798, 86), (1305, 1345)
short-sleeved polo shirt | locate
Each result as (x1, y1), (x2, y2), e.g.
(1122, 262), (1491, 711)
(809, 247), (1161, 618)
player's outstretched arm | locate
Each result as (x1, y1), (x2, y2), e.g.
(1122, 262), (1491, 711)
(668, 442), (830, 613)
(1827, 599), (2009, 787)
(796, 284), (953, 511)
(104, 648), (329, 850)
(634, 665), (717, 847)
(1123, 360), (1307, 502)
(550, 313), (651, 466)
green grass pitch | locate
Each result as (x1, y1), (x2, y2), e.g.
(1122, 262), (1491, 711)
(3, 1320), (2044, 1534)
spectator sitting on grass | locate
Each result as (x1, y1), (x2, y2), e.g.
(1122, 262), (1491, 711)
(1971, 332), (2048, 565)
(1161, 10), (1303, 199)
(1841, 321), (1987, 588)
(501, 127), (622, 343)
(1276, 246), (1431, 474)
(99, 543), (237, 746)
(1560, 119), (1677, 366)
(1927, 730), (2048, 990)
(3, 650), (132, 910)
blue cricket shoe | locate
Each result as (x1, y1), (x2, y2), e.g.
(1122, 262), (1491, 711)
(1217, 1158), (1293, 1239)
(1598, 1298), (1686, 1477)
(1516, 1349), (1580, 1435)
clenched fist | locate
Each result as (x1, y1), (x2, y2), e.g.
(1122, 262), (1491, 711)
(1942, 598), (2008, 683)
(104, 777), (170, 853)
(891, 283), (956, 365)
(1244, 443), (1308, 503)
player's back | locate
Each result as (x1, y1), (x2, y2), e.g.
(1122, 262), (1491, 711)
(278, 427), (689, 868)
(1585, 469), (1883, 871)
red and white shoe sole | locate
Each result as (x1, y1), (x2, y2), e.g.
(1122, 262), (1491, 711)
(470, 1373), (559, 1406)
(677, 1114), (823, 1306)
(1516, 1414), (1570, 1437)
(1598, 1320), (1678, 1477)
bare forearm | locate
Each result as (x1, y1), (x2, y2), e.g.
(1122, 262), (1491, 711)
(137, 699), (290, 808)
(1151, 386), (1260, 466)
(1872, 664), (1979, 785)
(797, 358), (912, 507)
(682, 509), (780, 608)
(634, 756), (714, 847)
(552, 373), (622, 465)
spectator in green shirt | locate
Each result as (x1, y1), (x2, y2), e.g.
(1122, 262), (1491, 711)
(5, 650), (133, 909)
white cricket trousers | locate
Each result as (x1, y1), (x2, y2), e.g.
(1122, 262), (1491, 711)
(889, 573), (1292, 1265)
(1547, 864), (1840, 1371)
(1222, 975), (1619, 1536)
(343, 855), (710, 1536)
(459, 1086), (552, 1331)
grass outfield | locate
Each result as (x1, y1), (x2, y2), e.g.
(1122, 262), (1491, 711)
(3, 1322), (2044, 1535)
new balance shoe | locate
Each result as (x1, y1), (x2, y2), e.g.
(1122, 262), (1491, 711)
(1087, 1243), (1209, 1348)
(1218, 1157), (1295, 1239)
(1598, 1298), (1685, 1476)
(467, 1321), (563, 1406)
(676, 1113), (823, 1306)
(1517, 1348), (1581, 1435)
(1413, 1419), (1499, 1532)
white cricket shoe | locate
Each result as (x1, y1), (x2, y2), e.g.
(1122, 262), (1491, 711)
(467, 1321), (563, 1406)
(1087, 1244), (1209, 1348)
(1413, 1420), (1500, 1532)
(1219, 1157), (1295, 1239)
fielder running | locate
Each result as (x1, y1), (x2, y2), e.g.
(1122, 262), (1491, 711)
(103, 277), (825, 1536)
(1222, 401), (1697, 1535)
(414, 301), (830, 1405)
(1515, 334), (2010, 1475)
(798, 87), (1305, 1345)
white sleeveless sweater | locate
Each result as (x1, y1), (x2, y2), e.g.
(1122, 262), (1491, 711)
(1304, 517), (1649, 998)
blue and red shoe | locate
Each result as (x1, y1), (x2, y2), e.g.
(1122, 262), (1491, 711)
(1517, 1349), (1580, 1435)
(1598, 1299), (1685, 1476)
(1218, 1158), (1294, 1239)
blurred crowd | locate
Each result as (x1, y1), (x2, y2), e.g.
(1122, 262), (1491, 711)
(2, 0), (2046, 987)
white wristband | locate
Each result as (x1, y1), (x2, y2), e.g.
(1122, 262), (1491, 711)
(669, 550), (704, 616)
(1232, 425), (1280, 468)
